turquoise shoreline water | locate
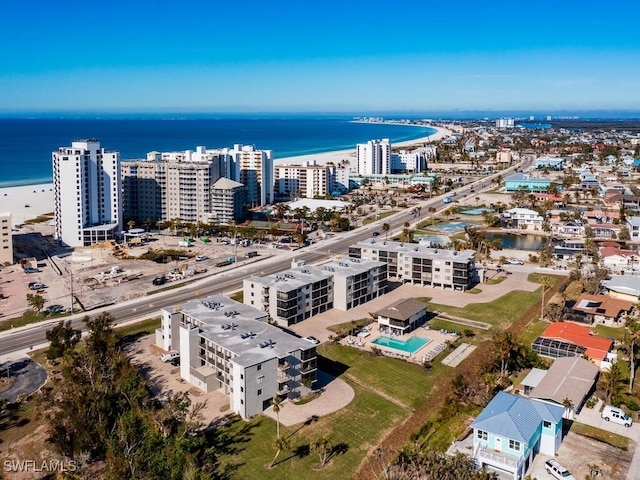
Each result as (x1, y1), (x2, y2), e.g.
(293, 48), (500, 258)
(0, 118), (435, 188)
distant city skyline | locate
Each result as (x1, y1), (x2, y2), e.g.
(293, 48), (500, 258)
(2, 1), (639, 114)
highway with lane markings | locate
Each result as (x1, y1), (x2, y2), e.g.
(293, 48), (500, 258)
(0, 157), (529, 359)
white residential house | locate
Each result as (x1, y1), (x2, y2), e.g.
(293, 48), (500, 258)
(627, 216), (640, 241)
(502, 208), (544, 231)
(156, 294), (317, 419)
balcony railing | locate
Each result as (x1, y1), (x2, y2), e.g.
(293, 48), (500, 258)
(476, 446), (522, 471)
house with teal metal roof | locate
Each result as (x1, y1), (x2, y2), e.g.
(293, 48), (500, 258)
(471, 391), (564, 480)
(504, 173), (552, 193)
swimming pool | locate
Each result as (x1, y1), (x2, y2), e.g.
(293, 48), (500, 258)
(372, 335), (430, 353)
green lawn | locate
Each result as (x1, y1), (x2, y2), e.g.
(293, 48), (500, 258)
(214, 342), (455, 479)
(594, 324), (626, 342)
(362, 210), (397, 225)
(216, 381), (405, 479)
(0, 309), (53, 331)
(429, 290), (542, 329)
(518, 319), (548, 346)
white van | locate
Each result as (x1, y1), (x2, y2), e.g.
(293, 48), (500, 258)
(160, 351), (180, 363)
(601, 405), (633, 427)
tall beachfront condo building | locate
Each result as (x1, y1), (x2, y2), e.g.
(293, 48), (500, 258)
(274, 161), (351, 201)
(121, 144), (272, 224)
(357, 139), (391, 175)
(156, 294), (317, 419)
(121, 147), (226, 224)
(224, 144), (273, 207)
(349, 238), (477, 290)
(0, 213), (12, 265)
(274, 161), (329, 201)
(496, 118), (515, 129)
(243, 257), (387, 327)
(209, 177), (245, 224)
(52, 140), (122, 247)
(390, 146), (436, 173)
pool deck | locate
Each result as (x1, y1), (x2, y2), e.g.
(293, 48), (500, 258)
(341, 326), (456, 364)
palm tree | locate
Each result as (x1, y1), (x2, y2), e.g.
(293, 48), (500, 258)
(382, 223), (390, 240)
(271, 396), (284, 439)
(428, 207), (437, 225)
(600, 362), (625, 404)
(311, 434), (333, 468)
(268, 435), (290, 469)
(562, 396), (574, 418)
(624, 317), (640, 392)
(540, 276), (552, 321)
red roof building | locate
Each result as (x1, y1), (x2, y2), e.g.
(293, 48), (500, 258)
(534, 322), (613, 362)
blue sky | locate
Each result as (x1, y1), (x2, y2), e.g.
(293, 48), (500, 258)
(1, 0), (639, 114)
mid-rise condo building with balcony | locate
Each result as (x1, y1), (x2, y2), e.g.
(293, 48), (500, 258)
(52, 140), (122, 247)
(156, 294), (317, 419)
(349, 238), (477, 290)
(243, 258), (387, 326)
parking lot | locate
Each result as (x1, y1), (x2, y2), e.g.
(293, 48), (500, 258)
(2, 222), (291, 318)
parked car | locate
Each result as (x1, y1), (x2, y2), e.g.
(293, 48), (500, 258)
(160, 351), (180, 363)
(545, 459), (575, 480)
(29, 282), (45, 291)
(372, 231), (381, 236)
(195, 255), (209, 262)
(304, 336), (320, 345)
(45, 305), (64, 314)
(507, 258), (524, 265)
(601, 404), (633, 427)
(152, 276), (166, 286)
(24, 267), (39, 273)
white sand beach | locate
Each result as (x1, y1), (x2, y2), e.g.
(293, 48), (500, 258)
(0, 183), (54, 225)
(273, 125), (451, 166)
(0, 125), (451, 224)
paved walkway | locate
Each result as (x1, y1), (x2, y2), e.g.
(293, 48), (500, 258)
(263, 370), (354, 427)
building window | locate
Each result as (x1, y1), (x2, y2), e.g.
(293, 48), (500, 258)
(257, 389), (262, 396)
(509, 439), (521, 451)
(543, 420), (552, 428)
(257, 376), (264, 384)
(240, 386), (243, 392)
(257, 364), (262, 371)
(476, 430), (487, 441)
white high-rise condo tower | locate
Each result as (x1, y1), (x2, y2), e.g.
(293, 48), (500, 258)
(357, 139), (391, 175)
(53, 140), (122, 247)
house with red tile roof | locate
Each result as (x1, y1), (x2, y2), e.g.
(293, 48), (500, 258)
(532, 322), (615, 368)
(600, 245), (640, 272)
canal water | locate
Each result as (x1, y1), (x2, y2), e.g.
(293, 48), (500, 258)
(483, 232), (548, 250)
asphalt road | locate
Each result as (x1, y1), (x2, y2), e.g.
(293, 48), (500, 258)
(0, 158), (528, 358)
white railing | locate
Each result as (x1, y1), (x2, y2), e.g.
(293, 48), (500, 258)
(477, 446), (522, 470)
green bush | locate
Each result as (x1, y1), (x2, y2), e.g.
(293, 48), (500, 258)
(625, 397), (640, 411)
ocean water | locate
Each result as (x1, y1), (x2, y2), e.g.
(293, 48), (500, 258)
(0, 117), (435, 187)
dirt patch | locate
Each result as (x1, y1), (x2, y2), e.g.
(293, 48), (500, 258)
(529, 429), (634, 480)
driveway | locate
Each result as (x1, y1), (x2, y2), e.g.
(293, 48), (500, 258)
(263, 370), (354, 427)
(0, 358), (48, 403)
